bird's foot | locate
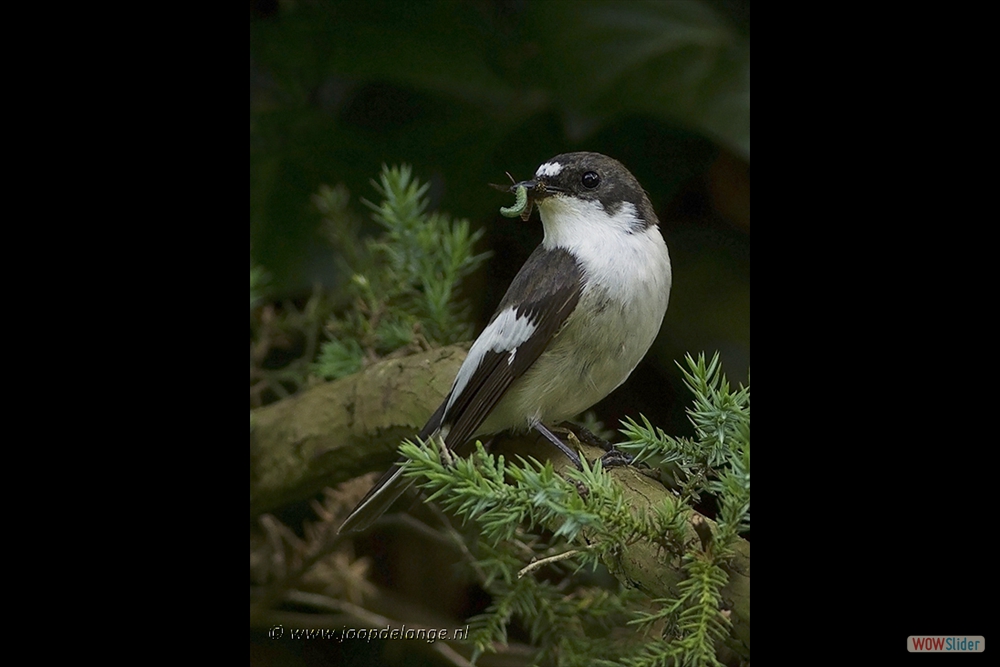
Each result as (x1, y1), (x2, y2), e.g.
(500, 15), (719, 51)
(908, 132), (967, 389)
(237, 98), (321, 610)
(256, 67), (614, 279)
(554, 421), (633, 468)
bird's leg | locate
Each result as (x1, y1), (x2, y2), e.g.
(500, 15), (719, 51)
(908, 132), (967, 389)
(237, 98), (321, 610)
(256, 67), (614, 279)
(533, 422), (584, 469)
(556, 421), (634, 469)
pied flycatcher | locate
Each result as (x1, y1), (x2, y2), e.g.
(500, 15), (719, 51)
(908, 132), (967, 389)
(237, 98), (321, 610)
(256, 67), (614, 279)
(339, 152), (672, 533)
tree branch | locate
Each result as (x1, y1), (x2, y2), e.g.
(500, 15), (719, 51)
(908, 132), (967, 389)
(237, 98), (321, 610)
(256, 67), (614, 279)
(250, 345), (467, 515)
(250, 346), (748, 657)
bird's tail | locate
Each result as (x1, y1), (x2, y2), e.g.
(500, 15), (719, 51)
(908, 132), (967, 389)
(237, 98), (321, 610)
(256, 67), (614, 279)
(337, 457), (415, 534)
(338, 413), (449, 534)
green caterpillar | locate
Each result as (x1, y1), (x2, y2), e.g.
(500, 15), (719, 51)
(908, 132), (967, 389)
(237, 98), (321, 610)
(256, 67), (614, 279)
(500, 184), (528, 218)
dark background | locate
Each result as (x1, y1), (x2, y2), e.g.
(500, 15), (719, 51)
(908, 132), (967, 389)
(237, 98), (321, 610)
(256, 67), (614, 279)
(251, 1), (749, 663)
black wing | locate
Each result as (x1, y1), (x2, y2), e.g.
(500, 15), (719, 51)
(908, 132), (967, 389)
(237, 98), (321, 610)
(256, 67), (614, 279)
(338, 246), (583, 533)
(438, 245), (583, 446)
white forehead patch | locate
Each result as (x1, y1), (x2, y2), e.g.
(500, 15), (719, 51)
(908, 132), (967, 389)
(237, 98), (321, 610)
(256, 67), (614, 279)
(535, 162), (563, 177)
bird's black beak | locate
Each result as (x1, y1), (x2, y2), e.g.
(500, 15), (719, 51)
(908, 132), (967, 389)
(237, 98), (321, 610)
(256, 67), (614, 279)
(492, 175), (563, 221)
(511, 179), (558, 221)
(512, 179), (556, 200)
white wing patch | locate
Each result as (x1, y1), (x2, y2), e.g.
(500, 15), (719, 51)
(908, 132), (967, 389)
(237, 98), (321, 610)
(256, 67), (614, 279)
(535, 161), (563, 177)
(444, 308), (538, 416)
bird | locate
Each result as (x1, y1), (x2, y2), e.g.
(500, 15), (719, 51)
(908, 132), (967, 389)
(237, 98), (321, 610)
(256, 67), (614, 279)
(338, 151), (672, 533)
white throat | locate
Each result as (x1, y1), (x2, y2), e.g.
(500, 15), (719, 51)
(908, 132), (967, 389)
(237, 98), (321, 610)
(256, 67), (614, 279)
(538, 196), (672, 305)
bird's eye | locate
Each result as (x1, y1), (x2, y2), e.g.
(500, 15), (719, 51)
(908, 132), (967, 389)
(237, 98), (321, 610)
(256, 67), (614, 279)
(581, 171), (600, 189)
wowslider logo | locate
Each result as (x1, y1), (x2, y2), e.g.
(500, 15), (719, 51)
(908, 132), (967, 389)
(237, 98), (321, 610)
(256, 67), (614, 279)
(908, 636), (984, 652)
